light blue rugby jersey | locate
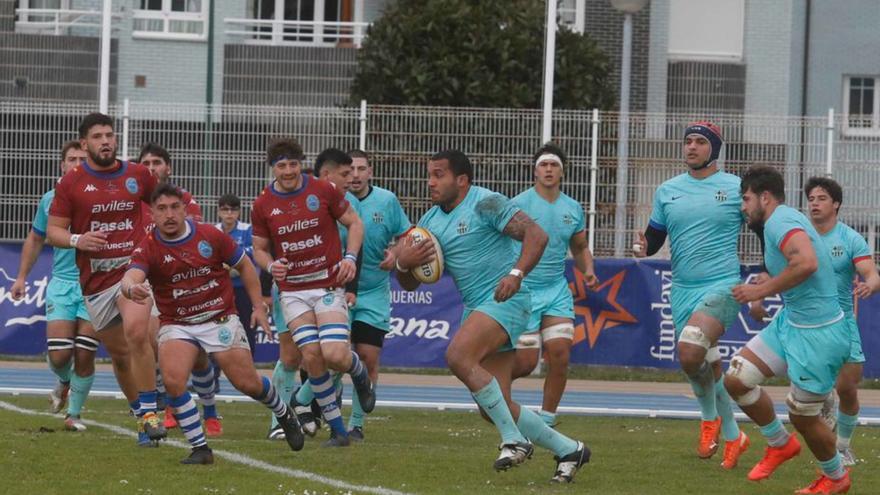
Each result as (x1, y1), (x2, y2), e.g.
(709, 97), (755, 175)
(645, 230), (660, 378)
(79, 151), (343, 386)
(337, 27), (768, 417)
(417, 186), (520, 309)
(511, 187), (584, 287)
(649, 171), (742, 286)
(764, 205), (841, 326)
(338, 191), (361, 252)
(32, 189), (79, 282)
(352, 186), (411, 291)
(820, 221), (872, 316)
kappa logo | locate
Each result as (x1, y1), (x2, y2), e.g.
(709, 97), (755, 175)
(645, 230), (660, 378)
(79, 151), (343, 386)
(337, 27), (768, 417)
(84, 184), (98, 192)
(163, 254), (174, 264)
(271, 208), (283, 216)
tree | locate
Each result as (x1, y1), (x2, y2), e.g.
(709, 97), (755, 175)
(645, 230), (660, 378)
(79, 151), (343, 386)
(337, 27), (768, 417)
(350, 0), (616, 110)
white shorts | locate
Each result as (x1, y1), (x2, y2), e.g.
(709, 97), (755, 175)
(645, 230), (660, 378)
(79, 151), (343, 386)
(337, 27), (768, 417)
(158, 314), (250, 354)
(83, 282), (122, 331)
(515, 322), (575, 350)
(279, 288), (348, 327)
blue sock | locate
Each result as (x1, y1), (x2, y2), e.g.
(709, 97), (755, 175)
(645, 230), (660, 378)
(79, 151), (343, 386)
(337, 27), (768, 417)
(270, 360), (298, 429)
(818, 453), (847, 480)
(715, 377), (740, 441)
(295, 380), (314, 405)
(310, 373), (347, 437)
(516, 407), (577, 457)
(67, 373), (95, 417)
(191, 366), (217, 419)
(687, 362), (717, 421)
(129, 399), (142, 418)
(837, 411), (858, 447)
(759, 417), (790, 447)
(255, 376), (288, 417)
(472, 378), (526, 445)
(347, 351), (368, 388)
(138, 390), (158, 416)
(538, 410), (557, 427)
(169, 392), (207, 448)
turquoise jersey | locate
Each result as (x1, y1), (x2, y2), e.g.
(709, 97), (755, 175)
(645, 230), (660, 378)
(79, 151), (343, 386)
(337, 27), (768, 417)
(337, 191), (361, 251)
(649, 171), (742, 287)
(418, 186), (520, 309)
(511, 187), (584, 288)
(820, 221), (872, 316)
(763, 205), (841, 326)
(352, 186), (411, 291)
(32, 189), (79, 282)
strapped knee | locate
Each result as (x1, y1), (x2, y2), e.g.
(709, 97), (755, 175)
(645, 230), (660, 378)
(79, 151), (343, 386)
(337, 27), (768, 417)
(515, 332), (541, 350)
(786, 386), (827, 416)
(292, 325), (319, 347)
(541, 323), (574, 341)
(679, 325), (711, 350)
(74, 335), (99, 352)
(726, 355), (764, 406)
(47, 338), (75, 352)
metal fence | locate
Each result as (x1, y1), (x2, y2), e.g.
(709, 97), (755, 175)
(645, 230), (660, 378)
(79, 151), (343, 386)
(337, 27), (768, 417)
(3, 99), (880, 264)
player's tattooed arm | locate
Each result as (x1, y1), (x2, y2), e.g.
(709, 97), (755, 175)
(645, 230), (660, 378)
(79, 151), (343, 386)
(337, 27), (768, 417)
(503, 211), (548, 276)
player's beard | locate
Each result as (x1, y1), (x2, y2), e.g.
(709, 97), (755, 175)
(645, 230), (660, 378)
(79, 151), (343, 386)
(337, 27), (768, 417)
(89, 145), (116, 168)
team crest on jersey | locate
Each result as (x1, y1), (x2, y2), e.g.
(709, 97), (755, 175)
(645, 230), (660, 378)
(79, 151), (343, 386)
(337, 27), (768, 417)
(125, 177), (139, 194)
(831, 245), (844, 258)
(372, 212), (384, 224)
(715, 190), (727, 202)
(218, 326), (232, 345)
(563, 214), (573, 225)
(457, 220), (469, 235)
(306, 194), (320, 211)
(198, 240), (213, 258)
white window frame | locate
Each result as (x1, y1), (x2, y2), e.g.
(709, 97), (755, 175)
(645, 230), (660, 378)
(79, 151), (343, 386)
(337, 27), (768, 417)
(133, 0), (209, 41)
(843, 75), (880, 137)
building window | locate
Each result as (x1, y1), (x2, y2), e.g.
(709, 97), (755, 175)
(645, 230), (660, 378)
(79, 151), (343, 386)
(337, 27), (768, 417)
(133, 0), (209, 41)
(248, 0), (351, 44)
(844, 76), (879, 135)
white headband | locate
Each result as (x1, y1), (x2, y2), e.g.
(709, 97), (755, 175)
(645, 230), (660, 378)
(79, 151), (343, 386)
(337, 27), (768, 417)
(535, 153), (563, 168)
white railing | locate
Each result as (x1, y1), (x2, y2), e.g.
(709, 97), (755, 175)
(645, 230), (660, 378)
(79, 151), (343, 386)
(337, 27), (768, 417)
(14, 8), (122, 36)
(224, 18), (371, 48)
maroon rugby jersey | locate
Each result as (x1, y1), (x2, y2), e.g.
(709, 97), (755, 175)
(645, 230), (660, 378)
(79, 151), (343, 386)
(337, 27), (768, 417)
(49, 160), (157, 295)
(141, 186), (203, 234)
(129, 221), (245, 326)
(251, 175), (349, 291)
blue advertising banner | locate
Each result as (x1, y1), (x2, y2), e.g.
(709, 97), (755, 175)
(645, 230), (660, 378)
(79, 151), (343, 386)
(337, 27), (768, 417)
(3, 242), (879, 377)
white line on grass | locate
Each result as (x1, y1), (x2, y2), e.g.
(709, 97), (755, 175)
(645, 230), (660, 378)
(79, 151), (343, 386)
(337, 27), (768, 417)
(0, 400), (413, 495)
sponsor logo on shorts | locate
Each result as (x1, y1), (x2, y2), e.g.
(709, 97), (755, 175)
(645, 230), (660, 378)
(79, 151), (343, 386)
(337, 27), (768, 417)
(218, 326), (232, 345)
(198, 240), (213, 258)
(125, 177), (138, 194)
(306, 194), (320, 211)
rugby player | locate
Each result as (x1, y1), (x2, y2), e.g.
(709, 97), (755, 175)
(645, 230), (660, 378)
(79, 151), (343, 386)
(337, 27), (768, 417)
(46, 113), (164, 445)
(511, 143), (599, 428)
(121, 183), (303, 464)
(633, 122), (745, 467)
(727, 165), (852, 493)
(11, 140), (97, 431)
(395, 150), (590, 482)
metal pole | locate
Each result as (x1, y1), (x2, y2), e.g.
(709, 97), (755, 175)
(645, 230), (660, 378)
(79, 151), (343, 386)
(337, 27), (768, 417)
(613, 13), (633, 257)
(825, 107), (834, 177)
(122, 98), (130, 160)
(359, 99), (367, 150)
(588, 109), (599, 254)
(541, 0), (557, 144)
(99, 0), (111, 113)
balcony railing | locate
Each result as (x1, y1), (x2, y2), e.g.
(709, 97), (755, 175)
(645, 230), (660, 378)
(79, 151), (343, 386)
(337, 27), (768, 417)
(14, 8), (122, 36)
(224, 18), (370, 48)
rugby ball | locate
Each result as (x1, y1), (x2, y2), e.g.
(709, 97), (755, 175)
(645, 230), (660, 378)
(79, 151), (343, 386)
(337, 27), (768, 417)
(407, 226), (444, 284)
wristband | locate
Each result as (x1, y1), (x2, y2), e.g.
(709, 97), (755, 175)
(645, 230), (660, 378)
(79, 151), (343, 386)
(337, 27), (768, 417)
(395, 258), (407, 272)
(69, 234), (81, 248)
(125, 285), (132, 299)
(344, 253), (357, 263)
(265, 260), (276, 273)
(509, 268), (524, 280)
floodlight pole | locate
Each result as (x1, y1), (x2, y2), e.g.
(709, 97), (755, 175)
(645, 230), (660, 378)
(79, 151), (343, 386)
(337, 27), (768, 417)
(541, 0), (557, 144)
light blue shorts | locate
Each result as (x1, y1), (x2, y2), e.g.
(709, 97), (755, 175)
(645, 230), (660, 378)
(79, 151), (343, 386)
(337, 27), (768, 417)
(462, 288), (532, 353)
(46, 278), (90, 322)
(350, 285), (391, 331)
(844, 313), (865, 364)
(525, 278), (574, 331)
(747, 312), (850, 395)
(670, 277), (742, 338)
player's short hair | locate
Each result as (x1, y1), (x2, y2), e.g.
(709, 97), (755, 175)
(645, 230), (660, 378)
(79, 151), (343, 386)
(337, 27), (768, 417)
(532, 142), (568, 167)
(741, 165), (785, 202)
(218, 193), (241, 209)
(78, 112), (114, 139)
(137, 142), (171, 164)
(60, 140), (82, 162)
(267, 137), (305, 165)
(348, 149), (370, 164)
(430, 149), (473, 182)
(314, 148), (352, 176)
(150, 182), (183, 204)
(804, 176), (842, 213)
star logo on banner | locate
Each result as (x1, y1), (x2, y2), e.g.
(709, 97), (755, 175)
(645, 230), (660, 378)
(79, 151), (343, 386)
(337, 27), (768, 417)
(570, 269), (638, 348)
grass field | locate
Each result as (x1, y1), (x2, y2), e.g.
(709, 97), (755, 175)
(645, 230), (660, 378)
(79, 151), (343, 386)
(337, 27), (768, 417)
(2, 395), (879, 495)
